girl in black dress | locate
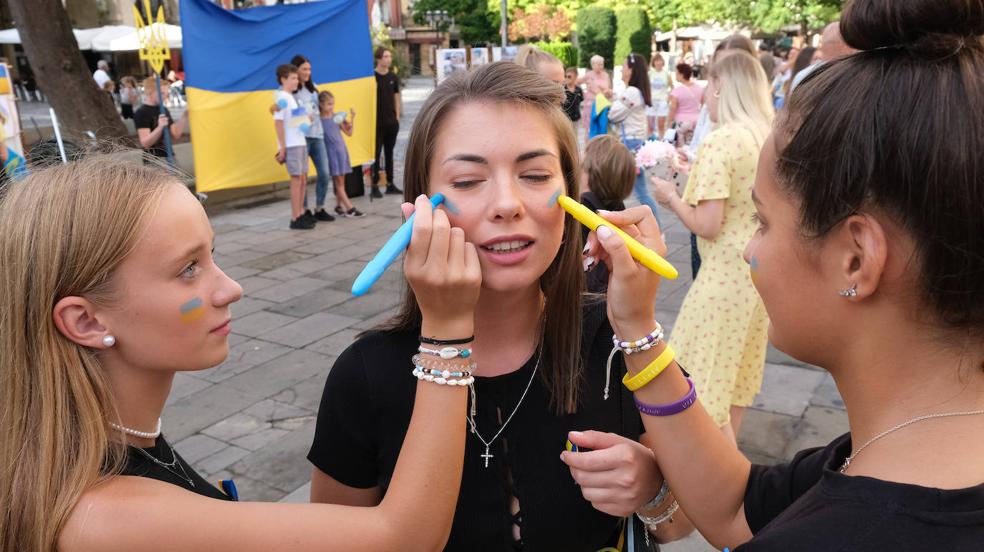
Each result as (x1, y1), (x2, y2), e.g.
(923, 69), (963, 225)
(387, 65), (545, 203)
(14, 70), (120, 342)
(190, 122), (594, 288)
(0, 156), (477, 551)
(309, 62), (688, 550)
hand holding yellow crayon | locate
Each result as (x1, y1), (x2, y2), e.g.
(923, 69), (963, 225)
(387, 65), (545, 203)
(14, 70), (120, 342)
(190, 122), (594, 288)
(557, 195), (678, 280)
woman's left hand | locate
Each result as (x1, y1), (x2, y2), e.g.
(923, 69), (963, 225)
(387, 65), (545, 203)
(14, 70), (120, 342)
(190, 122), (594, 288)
(650, 176), (678, 205)
(561, 431), (663, 517)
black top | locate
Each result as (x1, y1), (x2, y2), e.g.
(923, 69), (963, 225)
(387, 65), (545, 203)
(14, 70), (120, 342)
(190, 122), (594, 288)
(309, 301), (645, 551)
(122, 435), (233, 501)
(133, 104), (173, 158)
(374, 71), (400, 127)
(564, 86), (584, 122)
(740, 433), (984, 551)
(581, 192), (626, 293)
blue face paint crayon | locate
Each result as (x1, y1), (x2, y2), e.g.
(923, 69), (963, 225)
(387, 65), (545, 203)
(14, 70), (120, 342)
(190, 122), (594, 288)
(442, 196), (460, 215)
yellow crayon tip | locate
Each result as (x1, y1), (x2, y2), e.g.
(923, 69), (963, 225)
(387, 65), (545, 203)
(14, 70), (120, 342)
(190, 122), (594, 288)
(558, 195), (678, 279)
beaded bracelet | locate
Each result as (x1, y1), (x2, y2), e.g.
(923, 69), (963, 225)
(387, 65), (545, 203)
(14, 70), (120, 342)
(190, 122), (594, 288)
(412, 366), (475, 386)
(416, 366), (472, 379)
(637, 499), (679, 529)
(419, 335), (475, 346)
(622, 344), (675, 391)
(411, 354), (477, 372)
(418, 345), (472, 359)
(612, 323), (664, 354)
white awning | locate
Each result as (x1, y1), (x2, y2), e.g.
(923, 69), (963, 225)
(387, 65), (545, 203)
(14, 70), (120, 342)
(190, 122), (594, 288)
(0, 26), (139, 50)
(91, 23), (182, 52)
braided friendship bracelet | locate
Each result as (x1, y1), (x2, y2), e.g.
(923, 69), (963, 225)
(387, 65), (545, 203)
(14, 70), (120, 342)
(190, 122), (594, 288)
(411, 354), (476, 371)
(634, 377), (697, 417)
(419, 335), (475, 346)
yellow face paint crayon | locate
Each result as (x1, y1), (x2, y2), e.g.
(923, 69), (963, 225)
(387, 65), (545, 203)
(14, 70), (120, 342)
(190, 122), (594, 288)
(556, 195), (678, 279)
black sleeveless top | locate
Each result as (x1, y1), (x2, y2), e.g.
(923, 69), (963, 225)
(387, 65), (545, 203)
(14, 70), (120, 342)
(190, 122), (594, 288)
(309, 300), (652, 551)
(122, 435), (235, 501)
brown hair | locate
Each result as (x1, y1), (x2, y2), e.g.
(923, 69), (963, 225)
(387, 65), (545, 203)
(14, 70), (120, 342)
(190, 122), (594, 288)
(374, 46), (391, 61)
(776, 0), (984, 334)
(275, 63), (297, 85)
(0, 156), (175, 551)
(582, 135), (635, 206)
(378, 61), (586, 414)
(714, 34), (755, 58)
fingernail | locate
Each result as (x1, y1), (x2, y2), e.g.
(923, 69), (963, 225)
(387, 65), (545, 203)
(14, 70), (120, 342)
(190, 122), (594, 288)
(597, 209), (610, 216)
(582, 256), (595, 271)
(596, 225), (613, 239)
(583, 242), (590, 254)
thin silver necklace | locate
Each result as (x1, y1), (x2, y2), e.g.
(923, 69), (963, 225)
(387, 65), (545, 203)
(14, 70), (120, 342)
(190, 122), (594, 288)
(130, 438), (196, 488)
(840, 409), (984, 474)
(468, 344), (542, 469)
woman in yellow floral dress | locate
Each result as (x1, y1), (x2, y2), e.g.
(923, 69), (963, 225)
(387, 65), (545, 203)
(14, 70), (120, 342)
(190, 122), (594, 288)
(650, 50), (774, 443)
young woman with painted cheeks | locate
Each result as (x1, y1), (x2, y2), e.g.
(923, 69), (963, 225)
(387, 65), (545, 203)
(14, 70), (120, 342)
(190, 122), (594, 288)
(0, 158), (473, 551)
(309, 62), (689, 549)
(569, 0), (984, 549)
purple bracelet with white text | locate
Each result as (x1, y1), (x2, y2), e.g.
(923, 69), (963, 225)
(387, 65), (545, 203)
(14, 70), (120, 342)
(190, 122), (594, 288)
(634, 378), (697, 416)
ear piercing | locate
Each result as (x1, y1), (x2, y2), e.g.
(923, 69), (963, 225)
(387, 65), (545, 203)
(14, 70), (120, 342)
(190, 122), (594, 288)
(838, 284), (858, 298)
(102, 335), (116, 347)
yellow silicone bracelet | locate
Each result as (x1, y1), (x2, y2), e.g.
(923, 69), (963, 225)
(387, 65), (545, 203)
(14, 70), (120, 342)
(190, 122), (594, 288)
(622, 344), (675, 391)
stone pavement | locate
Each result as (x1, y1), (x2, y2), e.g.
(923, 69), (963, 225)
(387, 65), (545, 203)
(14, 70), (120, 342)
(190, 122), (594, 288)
(162, 76), (848, 551)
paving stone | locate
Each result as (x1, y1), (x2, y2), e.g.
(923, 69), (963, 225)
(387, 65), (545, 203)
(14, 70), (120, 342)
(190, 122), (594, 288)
(752, 363), (826, 418)
(736, 408), (800, 461)
(163, 384), (265, 442)
(194, 445), (252, 477)
(304, 328), (361, 358)
(227, 332), (250, 347)
(202, 399), (314, 451)
(809, 372), (845, 409)
(249, 277), (334, 303)
(221, 348), (334, 397)
(221, 265), (262, 280)
(230, 310), (299, 338)
(231, 296), (276, 317)
(241, 250), (313, 271)
(270, 373), (331, 412)
(265, 287), (351, 318)
(329, 288), (403, 319)
(200, 338), (293, 383)
(279, 481), (312, 503)
(173, 434), (228, 464)
(262, 312), (361, 348)
(291, 236), (358, 255)
(166, 372), (214, 406)
(238, 275), (281, 295)
(306, 259), (371, 283)
(661, 531), (716, 552)
(309, 243), (377, 265)
(213, 248), (275, 266)
(782, 406), (850, 459)
(226, 420), (318, 494)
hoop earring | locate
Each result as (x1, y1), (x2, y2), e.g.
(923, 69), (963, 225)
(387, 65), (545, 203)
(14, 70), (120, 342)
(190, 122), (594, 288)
(102, 335), (116, 347)
(838, 284), (858, 298)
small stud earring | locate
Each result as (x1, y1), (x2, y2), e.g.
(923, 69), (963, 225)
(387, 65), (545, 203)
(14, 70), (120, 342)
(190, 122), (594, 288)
(102, 335), (116, 347)
(838, 284), (858, 298)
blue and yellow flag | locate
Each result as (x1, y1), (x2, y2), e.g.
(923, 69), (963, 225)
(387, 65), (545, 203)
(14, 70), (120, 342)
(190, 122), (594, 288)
(181, 0), (375, 192)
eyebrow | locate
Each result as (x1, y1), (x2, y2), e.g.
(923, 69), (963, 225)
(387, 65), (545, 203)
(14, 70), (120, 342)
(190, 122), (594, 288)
(442, 149), (557, 165)
(169, 235), (215, 267)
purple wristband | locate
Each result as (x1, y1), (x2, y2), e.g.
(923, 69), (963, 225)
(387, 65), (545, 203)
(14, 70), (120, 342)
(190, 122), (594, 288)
(634, 378), (697, 416)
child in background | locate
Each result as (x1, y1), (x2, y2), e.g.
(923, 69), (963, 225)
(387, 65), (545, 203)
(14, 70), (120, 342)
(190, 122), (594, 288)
(578, 135), (636, 292)
(318, 91), (363, 217)
(562, 67), (583, 129)
(119, 76), (139, 119)
(273, 63), (315, 230)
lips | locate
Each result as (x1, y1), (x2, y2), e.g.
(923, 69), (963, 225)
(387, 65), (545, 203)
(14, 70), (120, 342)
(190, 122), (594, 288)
(479, 235), (535, 266)
(210, 319), (232, 335)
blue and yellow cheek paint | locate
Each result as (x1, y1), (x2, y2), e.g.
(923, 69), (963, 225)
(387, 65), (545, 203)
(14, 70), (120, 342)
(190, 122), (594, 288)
(749, 256), (760, 284)
(179, 297), (206, 323)
(547, 188), (562, 208)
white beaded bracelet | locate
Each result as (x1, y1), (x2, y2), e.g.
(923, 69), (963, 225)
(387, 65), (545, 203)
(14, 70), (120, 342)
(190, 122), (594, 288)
(612, 323), (664, 355)
(412, 366), (475, 386)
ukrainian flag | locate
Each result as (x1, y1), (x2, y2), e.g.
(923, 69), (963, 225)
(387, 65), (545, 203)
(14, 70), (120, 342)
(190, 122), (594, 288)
(181, 0), (375, 192)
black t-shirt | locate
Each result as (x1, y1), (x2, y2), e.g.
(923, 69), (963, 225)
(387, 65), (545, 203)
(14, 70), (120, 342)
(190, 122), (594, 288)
(309, 300), (645, 551)
(122, 435), (234, 501)
(375, 70), (400, 127)
(133, 104), (173, 158)
(564, 86), (584, 121)
(740, 433), (984, 550)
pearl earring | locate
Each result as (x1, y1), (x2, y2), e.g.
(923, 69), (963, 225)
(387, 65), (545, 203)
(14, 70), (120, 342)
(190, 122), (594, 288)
(102, 335), (116, 347)
(838, 284), (858, 298)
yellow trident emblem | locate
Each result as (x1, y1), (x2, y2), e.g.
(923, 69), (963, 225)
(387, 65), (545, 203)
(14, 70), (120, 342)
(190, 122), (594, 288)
(133, 0), (171, 74)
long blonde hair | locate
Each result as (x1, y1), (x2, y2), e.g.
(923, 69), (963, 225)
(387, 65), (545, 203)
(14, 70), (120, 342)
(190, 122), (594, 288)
(379, 62), (586, 414)
(0, 156), (174, 552)
(709, 51), (775, 146)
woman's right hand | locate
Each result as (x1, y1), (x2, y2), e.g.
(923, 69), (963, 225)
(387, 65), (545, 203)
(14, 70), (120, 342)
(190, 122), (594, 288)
(403, 195), (482, 338)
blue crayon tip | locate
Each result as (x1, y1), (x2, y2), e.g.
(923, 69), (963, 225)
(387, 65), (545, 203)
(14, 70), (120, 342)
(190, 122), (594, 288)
(351, 193), (446, 297)
(443, 196), (460, 215)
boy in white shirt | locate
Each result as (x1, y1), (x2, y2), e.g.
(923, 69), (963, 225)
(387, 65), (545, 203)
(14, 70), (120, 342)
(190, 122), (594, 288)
(273, 64), (315, 230)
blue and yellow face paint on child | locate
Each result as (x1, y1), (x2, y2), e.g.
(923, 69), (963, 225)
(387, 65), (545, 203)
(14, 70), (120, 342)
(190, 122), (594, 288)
(179, 297), (206, 323)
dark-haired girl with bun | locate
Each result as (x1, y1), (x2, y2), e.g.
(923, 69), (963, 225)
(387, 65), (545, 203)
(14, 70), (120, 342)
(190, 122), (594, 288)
(668, 63), (703, 146)
(569, 0), (984, 549)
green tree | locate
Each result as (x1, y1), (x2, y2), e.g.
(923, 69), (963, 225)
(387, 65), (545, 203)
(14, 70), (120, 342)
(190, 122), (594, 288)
(576, 6), (615, 68)
(614, 7), (651, 62)
(413, 0), (498, 45)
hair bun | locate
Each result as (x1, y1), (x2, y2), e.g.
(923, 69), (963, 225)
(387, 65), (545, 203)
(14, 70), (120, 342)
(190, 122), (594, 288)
(841, 0), (984, 53)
